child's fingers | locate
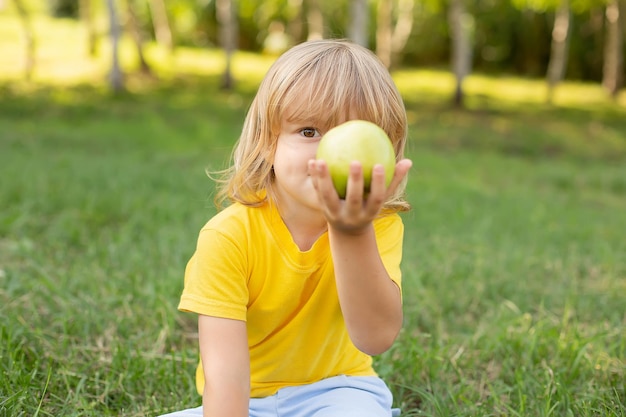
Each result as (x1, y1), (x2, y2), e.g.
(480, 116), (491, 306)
(344, 161), (365, 212)
(309, 159), (341, 212)
(364, 164), (387, 215)
(385, 159), (413, 196)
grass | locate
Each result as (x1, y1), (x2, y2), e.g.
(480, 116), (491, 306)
(382, 153), (626, 415)
(1, 13), (625, 417)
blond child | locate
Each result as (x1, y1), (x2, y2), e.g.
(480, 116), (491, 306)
(161, 39), (412, 417)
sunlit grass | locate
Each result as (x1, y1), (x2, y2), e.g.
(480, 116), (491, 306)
(393, 70), (456, 100)
(0, 12), (276, 95)
(394, 69), (626, 110)
(465, 74), (626, 108)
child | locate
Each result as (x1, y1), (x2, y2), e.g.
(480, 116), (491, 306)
(162, 39), (412, 417)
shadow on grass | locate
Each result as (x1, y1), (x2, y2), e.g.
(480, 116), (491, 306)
(402, 95), (626, 162)
(1, 73), (626, 163)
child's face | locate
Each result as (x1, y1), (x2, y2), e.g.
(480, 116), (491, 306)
(272, 118), (327, 213)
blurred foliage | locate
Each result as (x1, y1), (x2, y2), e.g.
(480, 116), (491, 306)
(6, 0), (623, 82)
(49, 0), (79, 17)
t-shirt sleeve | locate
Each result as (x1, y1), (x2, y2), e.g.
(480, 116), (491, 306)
(178, 227), (249, 321)
(374, 214), (405, 290)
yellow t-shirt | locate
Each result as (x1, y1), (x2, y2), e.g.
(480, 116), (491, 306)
(178, 201), (404, 398)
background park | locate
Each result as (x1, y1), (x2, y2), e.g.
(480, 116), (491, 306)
(0, 0), (625, 416)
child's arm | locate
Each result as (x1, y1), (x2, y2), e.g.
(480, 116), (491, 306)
(198, 315), (250, 417)
(329, 222), (403, 355)
(309, 159), (412, 355)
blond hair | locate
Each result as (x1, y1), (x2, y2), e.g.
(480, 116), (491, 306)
(212, 39), (410, 212)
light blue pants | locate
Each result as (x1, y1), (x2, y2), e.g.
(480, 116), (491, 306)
(159, 375), (401, 417)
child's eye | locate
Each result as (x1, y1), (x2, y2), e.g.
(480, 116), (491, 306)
(300, 128), (320, 138)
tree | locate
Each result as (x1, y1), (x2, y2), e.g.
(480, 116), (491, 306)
(217, 0), (238, 90)
(349, 0), (369, 47)
(13, 0), (35, 81)
(376, 0), (393, 67)
(390, 0), (415, 66)
(79, 0), (98, 56)
(448, 0), (474, 107)
(376, 0), (416, 69)
(149, 0), (173, 51)
(286, 0), (305, 43)
(546, 0), (571, 103)
(602, 0), (624, 98)
(306, 0), (325, 40)
(106, 0), (124, 93)
(126, 0), (152, 74)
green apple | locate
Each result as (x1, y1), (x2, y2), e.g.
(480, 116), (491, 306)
(316, 120), (396, 199)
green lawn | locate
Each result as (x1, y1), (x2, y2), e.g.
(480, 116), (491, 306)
(1, 14), (625, 417)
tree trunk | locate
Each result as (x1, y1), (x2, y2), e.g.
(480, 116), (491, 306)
(79, 0), (98, 56)
(602, 0), (624, 98)
(13, 0), (35, 81)
(391, 0), (415, 68)
(287, 0), (304, 43)
(306, 0), (324, 40)
(106, 0), (124, 93)
(376, 0), (393, 68)
(349, 0), (369, 47)
(126, 0), (151, 74)
(216, 0), (237, 90)
(149, 0), (173, 51)
(546, 0), (571, 104)
(448, 0), (474, 108)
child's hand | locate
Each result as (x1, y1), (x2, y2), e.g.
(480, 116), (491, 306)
(308, 158), (412, 234)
